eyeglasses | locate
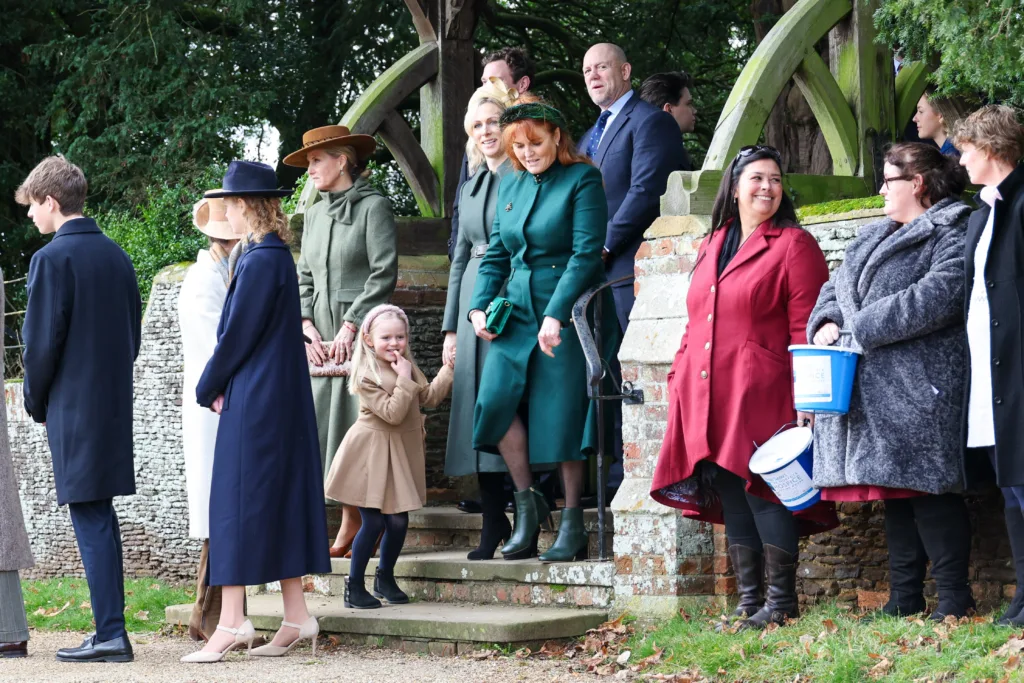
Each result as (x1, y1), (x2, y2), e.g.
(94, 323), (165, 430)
(882, 174), (913, 190)
(736, 145), (782, 165)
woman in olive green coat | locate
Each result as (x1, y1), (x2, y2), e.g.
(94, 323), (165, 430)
(284, 125), (398, 557)
(443, 80), (518, 561)
(469, 101), (617, 563)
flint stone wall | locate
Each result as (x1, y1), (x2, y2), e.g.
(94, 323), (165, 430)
(5, 261), (451, 582)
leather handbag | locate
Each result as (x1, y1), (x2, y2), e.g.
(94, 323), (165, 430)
(484, 297), (514, 335)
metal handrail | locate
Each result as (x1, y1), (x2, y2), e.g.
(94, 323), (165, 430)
(571, 276), (644, 561)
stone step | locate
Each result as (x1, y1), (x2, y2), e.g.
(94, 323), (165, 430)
(261, 550), (615, 609)
(166, 596), (607, 655)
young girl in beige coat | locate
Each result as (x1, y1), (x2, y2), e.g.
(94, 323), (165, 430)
(325, 304), (453, 609)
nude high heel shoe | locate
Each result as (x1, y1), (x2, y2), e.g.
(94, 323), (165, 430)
(250, 616), (320, 657)
(180, 620), (256, 663)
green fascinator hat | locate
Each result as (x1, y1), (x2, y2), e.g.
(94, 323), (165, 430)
(499, 102), (569, 131)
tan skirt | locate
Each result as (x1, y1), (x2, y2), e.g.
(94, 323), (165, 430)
(324, 421), (426, 515)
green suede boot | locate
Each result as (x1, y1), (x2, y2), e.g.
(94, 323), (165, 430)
(539, 507), (588, 562)
(501, 488), (550, 560)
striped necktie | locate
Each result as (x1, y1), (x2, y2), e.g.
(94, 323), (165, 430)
(586, 110), (612, 159)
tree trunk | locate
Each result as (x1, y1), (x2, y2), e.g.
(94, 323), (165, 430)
(751, 0), (831, 176)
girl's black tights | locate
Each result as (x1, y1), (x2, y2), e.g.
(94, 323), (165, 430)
(349, 507), (409, 583)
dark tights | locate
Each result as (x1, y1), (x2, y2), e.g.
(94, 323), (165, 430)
(349, 508), (409, 583)
(708, 463), (799, 554)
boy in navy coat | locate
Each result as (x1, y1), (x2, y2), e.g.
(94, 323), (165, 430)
(17, 156), (141, 662)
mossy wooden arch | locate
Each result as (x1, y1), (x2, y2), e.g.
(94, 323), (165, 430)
(676, 0), (926, 215)
(297, 0), (479, 251)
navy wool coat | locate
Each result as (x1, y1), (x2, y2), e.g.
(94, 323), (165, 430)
(195, 232), (330, 586)
(579, 94), (686, 284)
(22, 217), (141, 506)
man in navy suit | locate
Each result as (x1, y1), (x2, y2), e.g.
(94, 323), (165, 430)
(639, 70), (697, 171)
(18, 156), (141, 663)
(580, 44), (684, 497)
(581, 43), (686, 332)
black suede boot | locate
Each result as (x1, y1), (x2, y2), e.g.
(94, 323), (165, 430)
(914, 494), (975, 621)
(1000, 508), (1024, 625)
(344, 576), (382, 610)
(468, 473), (513, 561)
(875, 500), (927, 618)
(372, 568), (410, 604)
(738, 544), (799, 630)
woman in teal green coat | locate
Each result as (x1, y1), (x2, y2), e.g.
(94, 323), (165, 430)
(442, 80), (518, 561)
(469, 101), (617, 563)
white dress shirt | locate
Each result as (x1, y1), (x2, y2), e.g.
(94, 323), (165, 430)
(966, 186), (1002, 447)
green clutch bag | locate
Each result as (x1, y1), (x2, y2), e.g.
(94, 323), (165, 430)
(484, 297), (514, 335)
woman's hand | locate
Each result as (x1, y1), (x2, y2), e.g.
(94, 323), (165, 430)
(538, 316), (563, 358)
(211, 395), (225, 415)
(797, 411), (815, 429)
(303, 320), (326, 366)
(812, 322), (840, 346)
(470, 310), (497, 341)
(442, 332), (457, 368)
(332, 322), (357, 363)
(391, 353), (413, 380)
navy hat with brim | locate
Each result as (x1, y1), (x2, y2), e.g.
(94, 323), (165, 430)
(204, 160), (293, 199)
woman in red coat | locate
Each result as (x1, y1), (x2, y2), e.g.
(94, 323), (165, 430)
(651, 146), (835, 630)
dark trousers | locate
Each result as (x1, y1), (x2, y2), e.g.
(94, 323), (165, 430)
(708, 463), (799, 554)
(885, 494), (972, 596)
(605, 284), (635, 490)
(67, 499), (126, 641)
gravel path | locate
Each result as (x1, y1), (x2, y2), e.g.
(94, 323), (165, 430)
(0, 631), (612, 682)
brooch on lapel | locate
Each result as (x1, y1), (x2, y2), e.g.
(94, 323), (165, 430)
(505, 202), (513, 212)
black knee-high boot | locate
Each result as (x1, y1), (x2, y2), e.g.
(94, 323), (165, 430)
(468, 472), (513, 561)
(1001, 508), (1024, 625)
(880, 499), (927, 616)
(914, 494), (975, 621)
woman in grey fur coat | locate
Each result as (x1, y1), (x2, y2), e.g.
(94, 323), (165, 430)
(808, 143), (973, 621)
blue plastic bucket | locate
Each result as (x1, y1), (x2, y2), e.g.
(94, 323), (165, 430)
(749, 425), (819, 511)
(787, 344), (861, 415)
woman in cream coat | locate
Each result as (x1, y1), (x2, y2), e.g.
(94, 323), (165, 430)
(177, 196), (238, 641)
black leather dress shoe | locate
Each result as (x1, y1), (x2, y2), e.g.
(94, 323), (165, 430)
(56, 634), (134, 663)
(457, 499), (482, 514)
(0, 641), (27, 658)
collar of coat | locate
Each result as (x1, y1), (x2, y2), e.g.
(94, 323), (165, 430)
(468, 158), (513, 198)
(318, 177), (383, 225)
(699, 217), (790, 282)
(53, 216), (100, 239)
(244, 231), (288, 252)
(996, 163), (1024, 203)
(838, 196), (970, 305)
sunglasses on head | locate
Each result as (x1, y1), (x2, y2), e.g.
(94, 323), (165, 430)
(735, 145), (783, 165)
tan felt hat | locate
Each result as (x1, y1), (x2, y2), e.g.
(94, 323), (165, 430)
(192, 195), (235, 240)
(282, 125), (377, 168)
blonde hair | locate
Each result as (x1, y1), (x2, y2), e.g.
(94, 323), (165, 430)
(15, 155), (88, 214)
(954, 105), (1024, 165)
(464, 79), (518, 175)
(321, 144), (370, 180)
(922, 87), (970, 138)
(349, 305), (425, 395)
(226, 196), (291, 244)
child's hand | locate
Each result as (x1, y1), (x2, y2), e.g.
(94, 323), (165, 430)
(391, 354), (413, 379)
(444, 351), (455, 370)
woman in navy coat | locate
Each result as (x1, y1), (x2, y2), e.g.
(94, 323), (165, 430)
(184, 161), (330, 663)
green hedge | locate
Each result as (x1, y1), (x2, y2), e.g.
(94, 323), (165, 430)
(796, 195), (885, 220)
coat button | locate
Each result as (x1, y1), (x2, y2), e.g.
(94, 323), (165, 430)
(988, 281), (995, 288)
(993, 319), (1000, 327)
(704, 342), (711, 350)
(710, 285), (716, 293)
(700, 370), (708, 379)
(995, 396), (1004, 405)
(707, 314), (713, 322)
(994, 358), (1002, 366)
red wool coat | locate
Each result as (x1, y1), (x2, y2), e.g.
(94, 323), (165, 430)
(650, 220), (838, 534)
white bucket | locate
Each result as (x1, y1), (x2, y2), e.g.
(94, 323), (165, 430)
(748, 425), (819, 511)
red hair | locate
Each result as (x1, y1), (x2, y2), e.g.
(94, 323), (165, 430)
(502, 118), (592, 172)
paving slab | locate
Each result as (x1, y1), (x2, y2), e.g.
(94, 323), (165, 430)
(167, 596), (607, 644)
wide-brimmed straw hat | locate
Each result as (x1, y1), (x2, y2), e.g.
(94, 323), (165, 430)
(282, 125), (377, 168)
(192, 196), (235, 240)
(204, 161), (292, 199)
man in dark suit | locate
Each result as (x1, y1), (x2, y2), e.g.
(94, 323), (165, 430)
(17, 156), (141, 663)
(639, 70), (697, 171)
(448, 46), (536, 262)
(580, 44), (684, 498)
(580, 43), (685, 332)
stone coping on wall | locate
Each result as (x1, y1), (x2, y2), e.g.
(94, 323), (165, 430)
(800, 207), (886, 226)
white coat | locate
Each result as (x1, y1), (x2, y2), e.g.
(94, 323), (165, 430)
(178, 250), (228, 539)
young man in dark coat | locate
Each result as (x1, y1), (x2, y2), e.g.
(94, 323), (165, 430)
(17, 156), (141, 662)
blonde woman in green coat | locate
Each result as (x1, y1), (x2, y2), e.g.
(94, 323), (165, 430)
(469, 101), (617, 563)
(284, 126), (399, 557)
(443, 79), (518, 561)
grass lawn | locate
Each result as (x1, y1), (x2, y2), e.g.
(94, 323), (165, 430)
(612, 601), (1024, 682)
(21, 578), (192, 633)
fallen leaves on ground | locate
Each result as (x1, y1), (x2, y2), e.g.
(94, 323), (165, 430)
(134, 610), (150, 621)
(640, 672), (708, 682)
(34, 601), (71, 618)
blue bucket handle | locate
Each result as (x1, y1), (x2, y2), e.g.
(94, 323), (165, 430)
(753, 420), (801, 451)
